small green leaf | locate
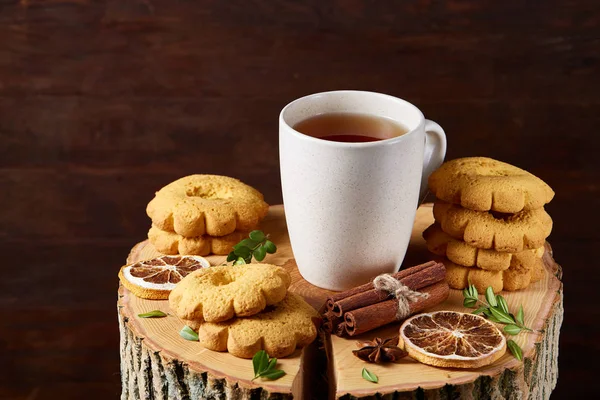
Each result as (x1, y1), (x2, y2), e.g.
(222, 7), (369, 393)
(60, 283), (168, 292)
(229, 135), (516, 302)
(249, 230), (265, 242)
(234, 240), (256, 251)
(251, 351), (285, 381)
(264, 240), (277, 254)
(260, 369), (286, 380)
(516, 305), (524, 325)
(462, 288), (470, 299)
(234, 257), (247, 265)
(179, 325), (199, 341)
(472, 307), (488, 315)
(253, 246), (267, 261)
(234, 246), (251, 258)
(487, 315), (500, 323)
(362, 367), (378, 383)
(488, 307), (515, 325)
(138, 310), (167, 318)
(252, 350), (269, 377)
(507, 339), (523, 361)
(485, 287), (497, 307)
(226, 252), (237, 262)
(496, 295), (509, 314)
(267, 357), (277, 371)
(463, 298), (477, 308)
(504, 324), (522, 335)
(469, 284), (478, 298)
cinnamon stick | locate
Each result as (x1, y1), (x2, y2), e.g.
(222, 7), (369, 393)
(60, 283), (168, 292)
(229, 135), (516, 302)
(330, 261), (445, 317)
(334, 321), (347, 337)
(318, 302), (329, 315)
(321, 311), (343, 334)
(343, 282), (450, 336)
(325, 261), (438, 312)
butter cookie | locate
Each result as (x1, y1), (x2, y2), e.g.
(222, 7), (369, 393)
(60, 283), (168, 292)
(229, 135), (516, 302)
(424, 223), (545, 271)
(440, 257), (545, 293)
(502, 248), (545, 290)
(147, 175), (269, 237)
(168, 263), (291, 323)
(442, 259), (504, 293)
(502, 264), (533, 291)
(192, 293), (319, 358)
(433, 201), (552, 252)
(428, 157), (554, 213)
(148, 225), (246, 256)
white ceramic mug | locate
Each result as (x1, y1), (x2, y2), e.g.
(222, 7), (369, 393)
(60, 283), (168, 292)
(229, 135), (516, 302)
(279, 91), (446, 290)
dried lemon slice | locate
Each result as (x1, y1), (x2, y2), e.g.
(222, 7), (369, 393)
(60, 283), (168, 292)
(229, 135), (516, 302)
(399, 311), (506, 368)
(118, 255), (210, 300)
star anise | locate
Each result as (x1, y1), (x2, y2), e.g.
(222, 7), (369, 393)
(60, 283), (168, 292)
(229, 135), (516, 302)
(352, 336), (407, 363)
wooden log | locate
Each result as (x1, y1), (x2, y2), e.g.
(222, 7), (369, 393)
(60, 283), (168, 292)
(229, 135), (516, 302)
(327, 205), (563, 399)
(119, 204), (563, 399)
(119, 206), (328, 399)
(118, 286), (322, 399)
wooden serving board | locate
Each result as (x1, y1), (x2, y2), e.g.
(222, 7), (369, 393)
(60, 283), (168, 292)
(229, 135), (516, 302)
(118, 204), (563, 399)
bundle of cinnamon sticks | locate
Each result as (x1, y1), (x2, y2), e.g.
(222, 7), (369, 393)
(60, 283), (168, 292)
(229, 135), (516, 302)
(321, 261), (449, 336)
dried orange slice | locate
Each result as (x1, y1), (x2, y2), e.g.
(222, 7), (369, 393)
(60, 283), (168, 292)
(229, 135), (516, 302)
(399, 311), (506, 368)
(118, 255), (210, 300)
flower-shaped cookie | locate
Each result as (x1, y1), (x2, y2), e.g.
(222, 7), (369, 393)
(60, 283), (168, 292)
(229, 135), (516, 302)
(433, 201), (552, 252)
(168, 263), (291, 322)
(423, 223), (545, 271)
(148, 225), (246, 256)
(428, 157), (554, 213)
(441, 258), (544, 293)
(147, 175), (269, 237)
(191, 293), (319, 358)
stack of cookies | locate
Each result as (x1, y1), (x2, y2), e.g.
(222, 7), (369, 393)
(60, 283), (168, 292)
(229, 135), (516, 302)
(145, 175), (269, 256)
(168, 263), (319, 359)
(423, 157), (555, 293)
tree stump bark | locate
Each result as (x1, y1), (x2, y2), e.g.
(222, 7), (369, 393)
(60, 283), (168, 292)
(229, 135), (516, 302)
(118, 300), (305, 399)
(118, 205), (563, 399)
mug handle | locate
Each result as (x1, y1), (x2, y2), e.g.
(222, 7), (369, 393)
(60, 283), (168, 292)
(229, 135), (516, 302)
(419, 119), (447, 202)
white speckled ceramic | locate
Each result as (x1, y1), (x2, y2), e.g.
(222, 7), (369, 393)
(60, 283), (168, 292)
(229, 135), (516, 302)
(279, 91), (446, 290)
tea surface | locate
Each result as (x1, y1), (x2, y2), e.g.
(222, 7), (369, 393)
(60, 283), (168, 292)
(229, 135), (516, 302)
(293, 112), (409, 143)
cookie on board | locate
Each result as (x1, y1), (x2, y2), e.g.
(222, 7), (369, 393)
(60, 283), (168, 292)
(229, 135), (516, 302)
(191, 293), (319, 359)
(424, 223), (545, 271)
(530, 257), (545, 283)
(440, 257), (545, 293)
(428, 157), (554, 213)
(148, 225), (246, 256)
(442, 258), (504, 293)
(433, 201), (552, 253)
(502, 264), (533, 291)
(147, 175), (269, 237)
(169, 264), (291, 323)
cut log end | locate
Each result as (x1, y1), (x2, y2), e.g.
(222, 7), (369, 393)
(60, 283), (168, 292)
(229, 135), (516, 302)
(118, 307), (294, 400)
(334, 284), (563, 399)
(120, 205), (563, 400)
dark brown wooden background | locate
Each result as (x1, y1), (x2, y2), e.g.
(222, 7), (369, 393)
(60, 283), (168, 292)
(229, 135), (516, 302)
(1, 1), (598, 399)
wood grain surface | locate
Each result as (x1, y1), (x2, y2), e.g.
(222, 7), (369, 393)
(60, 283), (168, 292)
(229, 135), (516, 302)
(1, 1), (598, 399)
(122, 205), (561, 398)
(121, 206), (324, 399)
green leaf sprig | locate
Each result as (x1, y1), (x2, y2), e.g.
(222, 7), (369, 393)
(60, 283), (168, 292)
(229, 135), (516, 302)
(507, 339), (523, 361)
(179, 325), (199, 341)
(252, 350), (286, 381)
(361, 367), (378, 383)
(138, 310), (167, 318)
(227, 230), (277, 265)
(463, 285), (532, 360)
